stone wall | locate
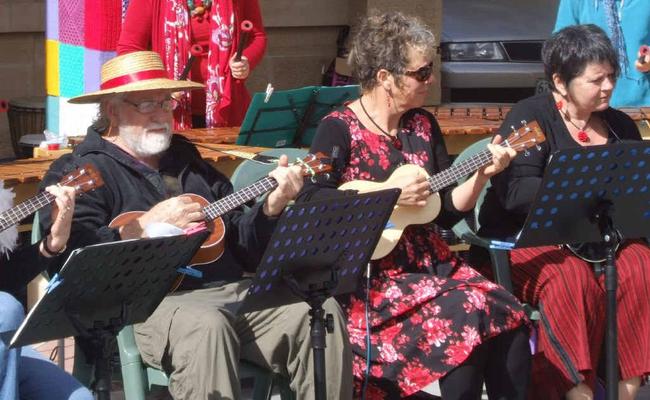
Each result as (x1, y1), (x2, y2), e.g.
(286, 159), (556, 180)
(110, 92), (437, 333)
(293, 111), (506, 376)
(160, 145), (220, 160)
(0, 0), (46, 159)
(247, 0), (350, 93)
(249, 0), (442, 105)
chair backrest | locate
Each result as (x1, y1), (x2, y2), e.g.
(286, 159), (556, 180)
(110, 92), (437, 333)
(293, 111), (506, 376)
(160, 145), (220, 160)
(230, 148), (309, 193)
(450, 137), (492, 236)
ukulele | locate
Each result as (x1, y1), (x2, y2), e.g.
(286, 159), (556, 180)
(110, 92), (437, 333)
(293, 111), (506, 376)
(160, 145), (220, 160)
(339, 121), (546, 260)
(0, 164), (104, 233)
(108, 153), (331, 290)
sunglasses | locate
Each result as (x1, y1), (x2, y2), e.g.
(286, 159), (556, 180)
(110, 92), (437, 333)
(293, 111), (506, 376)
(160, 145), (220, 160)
(123, 98), (178, 114)
(403, 62), (434, 82)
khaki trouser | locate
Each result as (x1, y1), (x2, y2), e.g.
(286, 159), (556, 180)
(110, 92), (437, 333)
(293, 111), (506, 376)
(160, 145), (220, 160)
(134, 280), (353, 400)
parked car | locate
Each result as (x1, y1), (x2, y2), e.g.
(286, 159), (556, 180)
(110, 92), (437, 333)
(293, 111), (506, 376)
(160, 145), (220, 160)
(440, 0), (559, 103)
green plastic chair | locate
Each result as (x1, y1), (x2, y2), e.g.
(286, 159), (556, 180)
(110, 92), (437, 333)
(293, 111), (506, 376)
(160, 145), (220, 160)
(116, 325), (293, 400)
(451, 138), (540, 320)
(230, 148), (309, 193)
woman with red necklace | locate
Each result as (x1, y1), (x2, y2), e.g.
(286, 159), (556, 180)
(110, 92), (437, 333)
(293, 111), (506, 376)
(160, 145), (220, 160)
(472, 24), (650, 400)
(117, 0), (267, 129)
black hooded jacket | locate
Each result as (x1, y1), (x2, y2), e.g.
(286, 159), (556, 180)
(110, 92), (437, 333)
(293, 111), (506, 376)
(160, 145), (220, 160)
(39, 127), (277, 289)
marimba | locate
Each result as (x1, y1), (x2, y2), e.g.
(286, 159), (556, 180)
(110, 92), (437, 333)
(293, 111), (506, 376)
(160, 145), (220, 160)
(0, 142), (268, 207)
(426, 104), (650, 149)
(4, 105), (650, 201)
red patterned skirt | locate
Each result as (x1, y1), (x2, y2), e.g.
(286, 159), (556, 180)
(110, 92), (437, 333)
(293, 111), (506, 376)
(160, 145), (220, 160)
(479, 240), (650, 399)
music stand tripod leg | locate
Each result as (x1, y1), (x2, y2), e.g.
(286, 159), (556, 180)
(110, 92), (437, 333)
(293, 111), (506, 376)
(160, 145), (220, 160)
(68, 304), (128, 400)
(283, 275), (337, 400)
(593, 201), (621, 400)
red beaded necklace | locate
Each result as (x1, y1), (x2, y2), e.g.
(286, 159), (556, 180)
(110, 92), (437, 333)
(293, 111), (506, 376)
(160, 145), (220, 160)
(566, 117), (591, 143)
(556, 99), (591, 143)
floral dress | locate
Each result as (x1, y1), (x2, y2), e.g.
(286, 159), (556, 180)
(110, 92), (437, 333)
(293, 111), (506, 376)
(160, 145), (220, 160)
(298, 107), (528, 398)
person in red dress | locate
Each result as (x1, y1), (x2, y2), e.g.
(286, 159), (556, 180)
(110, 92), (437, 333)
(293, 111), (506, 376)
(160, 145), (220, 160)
(298, 11), (531, 400)
(117, 0), (267, 129)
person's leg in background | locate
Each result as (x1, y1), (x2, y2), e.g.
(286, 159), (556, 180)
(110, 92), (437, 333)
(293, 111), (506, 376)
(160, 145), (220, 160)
(1, 291), (93, 400)
(18, 346), (93, 400)
(484, 325), (531, 400)
(438, 340), (488, 400)
(438, 325), (530, 400)
(0, 291), (23, 400)
(607, 241), (650, 400)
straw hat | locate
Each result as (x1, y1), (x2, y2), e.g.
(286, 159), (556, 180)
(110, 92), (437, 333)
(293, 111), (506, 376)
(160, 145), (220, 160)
(69, 51), (204, 104)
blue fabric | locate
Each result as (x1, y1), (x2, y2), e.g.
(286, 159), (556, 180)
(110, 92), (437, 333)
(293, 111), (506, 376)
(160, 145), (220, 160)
(0, 292), (22, 400)
(0, 292), (93, 400)
(554, 0), (650, 107)
(603, 0), (629, 74)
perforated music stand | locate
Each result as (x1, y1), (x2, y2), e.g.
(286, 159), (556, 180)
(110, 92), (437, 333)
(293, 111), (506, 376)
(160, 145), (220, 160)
(10, 230), (209, 400)
(495, 142), (650, 400)
(239, 189), (401, 400)
(236, 85), (359, 148)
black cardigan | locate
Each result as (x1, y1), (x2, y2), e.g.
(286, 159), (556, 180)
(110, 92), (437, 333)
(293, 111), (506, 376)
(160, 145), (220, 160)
(0, 243), (61, 292)
(477, 93), (641, 240)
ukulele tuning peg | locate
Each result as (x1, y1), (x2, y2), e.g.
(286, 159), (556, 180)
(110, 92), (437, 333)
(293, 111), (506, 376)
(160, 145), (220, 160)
(520, 120), (528, 126)
(312, 173), (329, 183)
(524, 149), (530, 157)
(536, 144), (542, 151)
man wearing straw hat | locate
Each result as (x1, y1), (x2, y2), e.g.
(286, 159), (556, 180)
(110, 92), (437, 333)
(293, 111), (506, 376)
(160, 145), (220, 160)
(38, 51), (352, 400)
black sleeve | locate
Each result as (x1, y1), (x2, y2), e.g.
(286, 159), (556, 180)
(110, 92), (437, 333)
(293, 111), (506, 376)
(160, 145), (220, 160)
(426, 114), (469, 229)
(491, 103), (550, 216)
(297, 116), (355, 202)
(606, 108), (642, 141)
(0, 243), (61, 291)
(39, 156), (120, 276)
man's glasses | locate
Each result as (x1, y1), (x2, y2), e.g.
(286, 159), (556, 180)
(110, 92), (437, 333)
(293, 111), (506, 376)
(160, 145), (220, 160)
(123, 98), (178, 114)
(402, 62), (434, 82)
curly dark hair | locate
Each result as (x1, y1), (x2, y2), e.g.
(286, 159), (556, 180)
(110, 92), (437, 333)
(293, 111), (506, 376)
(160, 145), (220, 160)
(348, 11), (436, 90)
(542, 24), (620, 91)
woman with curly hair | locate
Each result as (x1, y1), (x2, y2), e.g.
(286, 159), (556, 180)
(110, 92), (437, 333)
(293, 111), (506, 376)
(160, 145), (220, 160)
(298, 11), (531, 400)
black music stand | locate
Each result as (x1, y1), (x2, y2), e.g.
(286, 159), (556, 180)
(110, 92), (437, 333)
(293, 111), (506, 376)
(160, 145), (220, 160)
(10, 230), (209, 400)
(495, 142), (650, 400)
(236, 85), (359, 148)
(239, 189), (401, 400)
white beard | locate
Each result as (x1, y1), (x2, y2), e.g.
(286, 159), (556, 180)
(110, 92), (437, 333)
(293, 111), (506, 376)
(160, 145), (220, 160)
(119, 123), (172, 158)
(0, 181), (18, 256)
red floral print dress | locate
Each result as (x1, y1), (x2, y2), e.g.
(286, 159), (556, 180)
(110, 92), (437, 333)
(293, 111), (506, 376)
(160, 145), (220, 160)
(299, 108), (528, 399)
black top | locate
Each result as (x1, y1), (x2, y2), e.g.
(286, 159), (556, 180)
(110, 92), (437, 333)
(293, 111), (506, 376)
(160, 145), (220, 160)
(39, 127), (277, 290)
(298, 107), (466, 230)
(0, 243), (61, 292)
(477, 93), (641, 240)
